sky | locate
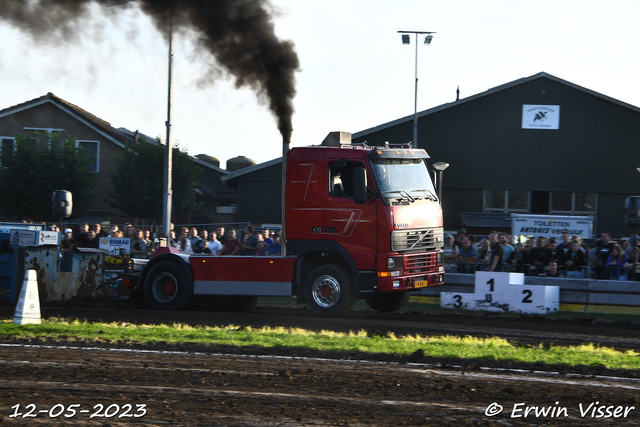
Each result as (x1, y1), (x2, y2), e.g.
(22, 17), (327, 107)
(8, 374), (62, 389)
(1, 0), (639, 169)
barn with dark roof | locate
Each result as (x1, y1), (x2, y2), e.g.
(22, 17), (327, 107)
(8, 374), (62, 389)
(353, 72), (640, 237)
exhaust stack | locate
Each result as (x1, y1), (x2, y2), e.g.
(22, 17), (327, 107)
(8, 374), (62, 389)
(281, 138), (291, 256)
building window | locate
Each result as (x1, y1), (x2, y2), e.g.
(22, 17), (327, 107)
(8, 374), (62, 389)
(575, 192), (597, 212)
(484, 189), (529, 212)
(484, 189), (505, 210)
(77, 140), (99, 172)
(550, 192), (596, 214)
(1, 137), (15, 166)
(550, 191), (572, 212)
(507, 190), (529, 211)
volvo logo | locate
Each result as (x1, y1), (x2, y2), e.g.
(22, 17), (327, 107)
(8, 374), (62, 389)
(409, 229), (432, 249)
(394, 223), (409, 228)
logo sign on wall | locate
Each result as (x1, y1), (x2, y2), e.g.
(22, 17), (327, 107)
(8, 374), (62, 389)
(522, 105), (560, 129)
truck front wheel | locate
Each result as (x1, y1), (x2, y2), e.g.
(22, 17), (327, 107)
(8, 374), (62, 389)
(305, 265), (356, 317)
(364, 291), (411, 313)
(143, 262), (193, 310)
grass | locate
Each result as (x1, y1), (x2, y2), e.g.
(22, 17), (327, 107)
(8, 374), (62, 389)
(1, 319), (639, 371)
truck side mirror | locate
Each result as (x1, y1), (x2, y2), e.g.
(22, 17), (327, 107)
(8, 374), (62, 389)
(430, 169), (437, 187)
(353, 167), (368, 204)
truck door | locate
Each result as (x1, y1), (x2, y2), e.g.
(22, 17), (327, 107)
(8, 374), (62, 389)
(324, 159), (377, 270)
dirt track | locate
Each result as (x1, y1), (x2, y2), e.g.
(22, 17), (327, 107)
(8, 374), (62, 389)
(1, 302), (640, 426)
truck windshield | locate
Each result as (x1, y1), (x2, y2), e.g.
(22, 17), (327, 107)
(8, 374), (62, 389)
(371, 158), (438, 202)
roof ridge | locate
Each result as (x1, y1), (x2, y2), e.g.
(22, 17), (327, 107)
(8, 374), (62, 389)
(45, 92), (112, 129)
(0, 92), (131, 147)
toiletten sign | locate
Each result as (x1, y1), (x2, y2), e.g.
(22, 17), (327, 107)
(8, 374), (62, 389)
(511, 214), (592, 239)
(522, 105), (560, 129)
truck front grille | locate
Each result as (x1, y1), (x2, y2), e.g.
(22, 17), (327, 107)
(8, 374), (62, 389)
(391, 227), (444, 253)
(404, 252), (438, 274)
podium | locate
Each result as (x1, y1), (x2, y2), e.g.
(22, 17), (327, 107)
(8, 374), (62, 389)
(440, 271), (559, 314)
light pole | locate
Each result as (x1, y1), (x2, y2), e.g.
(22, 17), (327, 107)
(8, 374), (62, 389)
(162, 17), (173, 241)
(107, 0), (173, 240)
(432, 162), (449, 202)
(398, 30), (435, 147)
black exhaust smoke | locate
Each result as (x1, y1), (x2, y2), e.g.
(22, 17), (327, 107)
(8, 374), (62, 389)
(0, 0), (299, 141)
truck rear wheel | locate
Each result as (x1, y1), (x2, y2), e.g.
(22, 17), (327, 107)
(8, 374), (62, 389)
(305, 265), (356, 317)
(364, 291), (411, 313)
(143, 262), (193, 310)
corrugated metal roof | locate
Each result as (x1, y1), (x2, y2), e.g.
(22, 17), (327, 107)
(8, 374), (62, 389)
(458, 212), (512, 228)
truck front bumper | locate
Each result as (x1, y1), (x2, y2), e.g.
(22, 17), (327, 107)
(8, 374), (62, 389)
(375, 250), (445, 293)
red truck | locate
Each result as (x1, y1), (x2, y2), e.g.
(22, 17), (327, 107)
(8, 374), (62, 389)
(129, 132), (445, 316)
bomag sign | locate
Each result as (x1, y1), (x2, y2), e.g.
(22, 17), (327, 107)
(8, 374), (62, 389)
(100, 237), (131, 273)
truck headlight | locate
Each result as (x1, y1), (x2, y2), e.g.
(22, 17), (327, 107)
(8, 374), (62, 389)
(387, 256), (402, 270)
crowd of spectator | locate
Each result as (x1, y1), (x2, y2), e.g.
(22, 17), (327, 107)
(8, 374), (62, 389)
(32, 220), (640, 279)
(444, 228), (640, 281)
(172, 225), (282, 257)
(52, 222), (283, 259)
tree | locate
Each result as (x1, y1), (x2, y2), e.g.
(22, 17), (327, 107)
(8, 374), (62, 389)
(108, 138), (201, 221)
(0, 132), (97, 220)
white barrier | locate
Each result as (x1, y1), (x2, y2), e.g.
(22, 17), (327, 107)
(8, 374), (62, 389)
(13, 270), (42, 325)
(440, 271), (559, 314)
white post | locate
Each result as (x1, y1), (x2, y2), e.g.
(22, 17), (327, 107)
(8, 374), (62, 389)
(13, 270), (42, 325)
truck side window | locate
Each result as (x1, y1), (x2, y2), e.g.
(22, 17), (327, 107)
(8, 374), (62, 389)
(329, 161), (363, 198)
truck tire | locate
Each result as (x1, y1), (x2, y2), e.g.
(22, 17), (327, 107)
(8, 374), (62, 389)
(143, 262), (193, 310)
(305, 265), (356, 317)
(364, 291), (411, 313)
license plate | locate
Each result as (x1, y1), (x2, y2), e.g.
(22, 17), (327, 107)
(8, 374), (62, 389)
(414, 280), (429, 288)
